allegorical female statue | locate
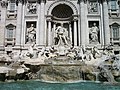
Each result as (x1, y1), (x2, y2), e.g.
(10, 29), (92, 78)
(89, 23), (99, 43)
(26, 24), (36, 44)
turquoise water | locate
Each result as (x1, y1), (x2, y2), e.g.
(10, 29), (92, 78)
(0, 80), (120, 90)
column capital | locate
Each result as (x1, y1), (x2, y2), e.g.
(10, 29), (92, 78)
(16, 0), (22, 3)
(38, 0), (46, 3)
(102, 0), (109, 3)
(47, 19), (52, 22)
(73, 15), (78, 21)
(1, 0), (8, 8)
(46, 15), (52, 21)
(73, 19), (78, 22)
(53, 21), (57, 24)
(78, 0), (87, 3)
(16, 0), (26, 5)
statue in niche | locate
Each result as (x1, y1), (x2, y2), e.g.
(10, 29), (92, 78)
(88, 2), (98, 13)
(89, 23), (99, 43)
(27, 2), (37, 14)
(26, 24), (36, 44)
(54, 26), (71, 46)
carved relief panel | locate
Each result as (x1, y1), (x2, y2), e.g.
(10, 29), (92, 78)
(26, 1), (37, 14)
(88, 0), (99, 14)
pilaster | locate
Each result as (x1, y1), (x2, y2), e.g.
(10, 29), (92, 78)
(100, 1), (105, 46)
(84, 1), (88, 45)
(39, 1), (45, 46)
(16, 0), (23, 46)
(79, 0), (86, 46)
(0, 0), (8, 51)
(21, 2), (26, 46)
(103, 0), (110, 45)
(36, 2), (41, 46)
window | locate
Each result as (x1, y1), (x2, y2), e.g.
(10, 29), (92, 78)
(109, 0), (118, 11)
(113, 26), (119, 39)
(5, 24), (16, 46)
(10, 3), (16, 11)
(8, 0), (16, 11)
(7, 29), (14, 38)
(110, 24), (120, 45)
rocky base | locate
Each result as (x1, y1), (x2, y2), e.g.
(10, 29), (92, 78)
(36, 64), (99, 82)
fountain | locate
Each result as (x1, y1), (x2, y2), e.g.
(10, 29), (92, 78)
(0, 26), (120, 84)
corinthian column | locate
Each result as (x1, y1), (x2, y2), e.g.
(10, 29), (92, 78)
(69, 23), (72, 43)
(73, 18), (77, 46)
(48, 20), (52, 46)
(16, 0), (23, 46)
(103, 0), (110, 45)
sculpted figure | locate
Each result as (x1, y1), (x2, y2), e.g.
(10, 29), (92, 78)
(54, 26), (71, 46)
(91, 46), (100, 59)
(26, 24), (36, 44)
(89, 23), (99, 43)
(26, 44), (35, 58)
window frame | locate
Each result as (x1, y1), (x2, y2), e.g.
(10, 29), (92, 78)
(111, 24), (120, 41)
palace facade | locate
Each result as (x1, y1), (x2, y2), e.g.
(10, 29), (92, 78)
(0, 0), (120, 54)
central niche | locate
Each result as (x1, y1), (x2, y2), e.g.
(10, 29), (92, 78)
(51, 4), (73, 18)
(48, 4), (78, 46)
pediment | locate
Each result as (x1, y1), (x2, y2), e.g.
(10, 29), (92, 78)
(6, 23), (16, 28)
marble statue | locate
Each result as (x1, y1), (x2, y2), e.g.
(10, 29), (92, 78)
(26, 43), (35, 58)
(27, 2), (37, 14)
(54, 26), (71, 46)
(89, 23), (99, 43)
(91, 46), (101, 59)
(26, 24), (36, 44)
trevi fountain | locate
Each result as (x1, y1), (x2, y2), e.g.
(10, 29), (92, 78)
(0, 26), (120, 90)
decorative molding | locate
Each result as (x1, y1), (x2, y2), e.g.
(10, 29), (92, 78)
(1, 0), (8, 8)
(6, 23), (16, 29)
